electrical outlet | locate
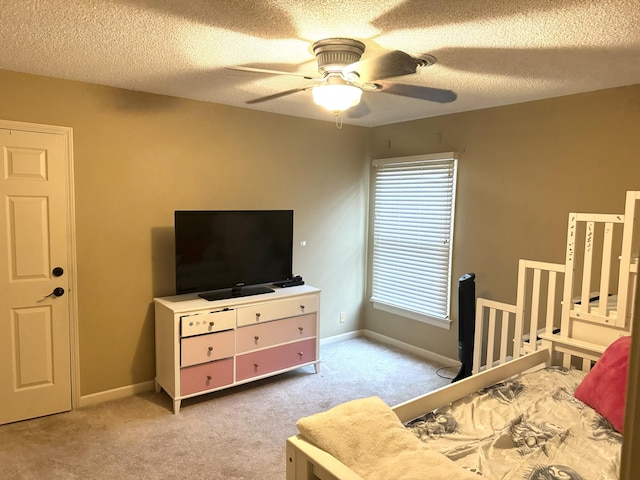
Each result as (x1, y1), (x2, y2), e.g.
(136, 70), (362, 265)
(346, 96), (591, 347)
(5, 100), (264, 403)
(339, 312), (346, 323)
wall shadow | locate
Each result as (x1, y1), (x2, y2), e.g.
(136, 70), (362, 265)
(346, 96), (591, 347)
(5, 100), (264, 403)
(151, 226), (175, 298)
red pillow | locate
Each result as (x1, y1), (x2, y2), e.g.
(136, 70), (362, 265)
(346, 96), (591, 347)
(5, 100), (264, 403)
(574, 336), (631, 432)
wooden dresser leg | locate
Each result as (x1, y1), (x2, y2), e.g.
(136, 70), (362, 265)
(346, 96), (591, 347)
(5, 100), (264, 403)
(173, 399), (181, 414)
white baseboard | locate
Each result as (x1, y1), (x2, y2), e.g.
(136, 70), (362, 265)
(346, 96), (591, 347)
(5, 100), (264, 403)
(321, 328), (459, 366)
(362, 329), (460, 367)
(78, 380), (155, 408)
(320, 329), (364, 346)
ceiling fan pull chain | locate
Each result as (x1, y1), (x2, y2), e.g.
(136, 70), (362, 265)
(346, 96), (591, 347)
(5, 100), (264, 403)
(334, 111), (344, 129)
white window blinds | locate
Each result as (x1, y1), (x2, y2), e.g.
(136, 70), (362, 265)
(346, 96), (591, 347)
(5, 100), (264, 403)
(371, 153), (458, 326)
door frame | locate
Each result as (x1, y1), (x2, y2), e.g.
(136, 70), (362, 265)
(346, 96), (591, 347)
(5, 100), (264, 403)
(0, 118), (80, 409)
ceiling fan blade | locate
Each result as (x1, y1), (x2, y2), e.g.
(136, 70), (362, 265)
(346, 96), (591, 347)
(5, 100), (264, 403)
(373, 81), (457, 103)
(343, 50), (422, 82)
(246, 85), (314, 104)
(227, 66), (319, 80)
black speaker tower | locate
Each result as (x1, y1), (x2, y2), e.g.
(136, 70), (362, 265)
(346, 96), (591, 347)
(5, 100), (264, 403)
(452, 273), (476, 383)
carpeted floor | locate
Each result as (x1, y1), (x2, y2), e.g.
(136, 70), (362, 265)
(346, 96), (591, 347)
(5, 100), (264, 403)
(0, 337), (455, 479)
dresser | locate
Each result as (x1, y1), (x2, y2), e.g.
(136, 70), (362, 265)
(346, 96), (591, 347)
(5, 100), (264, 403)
(154, 285), (320, 413)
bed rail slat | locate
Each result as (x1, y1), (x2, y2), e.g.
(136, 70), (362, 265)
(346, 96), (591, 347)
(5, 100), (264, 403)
(561, 213), (577, 336)
(545, 271), (558, 333)
(500, 311), (509, 365)
(486, 308), (496, 367)
(515, 261), (526, 359)
(599, 222), (614, 317)
(580, 221), (595, 309)
(529, 268), (542, 349)
(472, 302), (484, 375)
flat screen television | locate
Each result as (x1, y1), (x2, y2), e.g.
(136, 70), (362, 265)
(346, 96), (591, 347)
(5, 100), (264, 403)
(175, 210), (294, 301)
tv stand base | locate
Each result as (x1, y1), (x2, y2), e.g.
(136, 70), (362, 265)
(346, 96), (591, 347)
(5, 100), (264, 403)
(199, 285), (274, 301)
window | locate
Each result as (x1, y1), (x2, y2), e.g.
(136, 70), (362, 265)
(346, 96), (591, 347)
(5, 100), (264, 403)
(370, 152), (458, 328)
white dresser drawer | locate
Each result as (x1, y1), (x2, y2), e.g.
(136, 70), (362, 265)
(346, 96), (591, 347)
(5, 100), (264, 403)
(236, 294), (318, 326)
(181, 330), (236, 367)
(181, 308), (235, 337)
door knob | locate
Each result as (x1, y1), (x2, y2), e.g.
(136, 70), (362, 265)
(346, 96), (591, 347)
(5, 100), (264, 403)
(52, 267), (64, 277)
(44, 287), (65, 298)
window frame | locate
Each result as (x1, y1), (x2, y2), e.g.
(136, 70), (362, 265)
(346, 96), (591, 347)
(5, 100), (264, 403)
(369, 152), (458, 329)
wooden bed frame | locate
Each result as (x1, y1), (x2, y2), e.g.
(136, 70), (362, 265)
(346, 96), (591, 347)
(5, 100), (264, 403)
(286, 191), (639, 480)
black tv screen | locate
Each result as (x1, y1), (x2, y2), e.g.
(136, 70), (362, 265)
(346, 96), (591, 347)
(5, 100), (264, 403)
(175, 210), (293, 300)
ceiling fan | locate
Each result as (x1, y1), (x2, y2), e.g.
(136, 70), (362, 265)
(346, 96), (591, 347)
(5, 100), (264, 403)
(227, 38), (457, 114)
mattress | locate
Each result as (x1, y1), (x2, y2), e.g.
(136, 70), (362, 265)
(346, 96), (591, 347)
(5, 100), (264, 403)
(405, 367), (622, 480)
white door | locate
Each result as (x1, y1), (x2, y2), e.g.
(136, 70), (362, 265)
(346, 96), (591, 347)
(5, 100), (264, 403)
(0, 127), (73, 424)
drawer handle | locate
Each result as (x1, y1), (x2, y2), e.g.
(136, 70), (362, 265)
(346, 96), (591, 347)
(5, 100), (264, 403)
(298, 351), (304, 357)
(208, 346), (214, 352)
(254, 336), (260, 342)
(255, 313), (261, 321)
(253, 363), (259, 370)
(300, 305), (305, 311)
(206, 375), (212, 381)
(209, 321), (215, 327)
(298, 326), (304, 332)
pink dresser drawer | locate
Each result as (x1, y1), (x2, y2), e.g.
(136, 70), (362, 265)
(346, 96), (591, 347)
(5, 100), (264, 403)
(181, 329), (235, 367)
(236, 314), (316, 353)
(180, 358), (234, 396)
(236, 338), (316, 381)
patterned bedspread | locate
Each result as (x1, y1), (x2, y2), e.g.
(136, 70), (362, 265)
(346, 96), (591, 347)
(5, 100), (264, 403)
(405, 367), (622, 480)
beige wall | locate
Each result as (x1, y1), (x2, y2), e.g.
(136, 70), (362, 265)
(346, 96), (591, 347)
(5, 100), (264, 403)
(368, 85), (640, 360)
(1, 67), (638, 399)
(0, 69), (370, 396)
(2, 68), (639, 475)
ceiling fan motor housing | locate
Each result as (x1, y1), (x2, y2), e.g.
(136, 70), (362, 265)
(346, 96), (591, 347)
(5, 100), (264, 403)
(312, 38), (365, 75)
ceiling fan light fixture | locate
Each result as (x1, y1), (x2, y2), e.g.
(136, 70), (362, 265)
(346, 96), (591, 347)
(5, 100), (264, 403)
(312, 83), (362, 112)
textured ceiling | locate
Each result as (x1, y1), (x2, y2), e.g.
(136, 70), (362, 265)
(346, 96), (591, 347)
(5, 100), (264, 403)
(1, 0), (639, 127)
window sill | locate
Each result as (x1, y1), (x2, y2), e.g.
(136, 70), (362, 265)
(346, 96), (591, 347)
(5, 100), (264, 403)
(372, 301), (451, 330)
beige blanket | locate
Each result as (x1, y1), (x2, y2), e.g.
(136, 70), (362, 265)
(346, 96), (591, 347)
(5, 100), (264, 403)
(296, 396), (480, 480)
